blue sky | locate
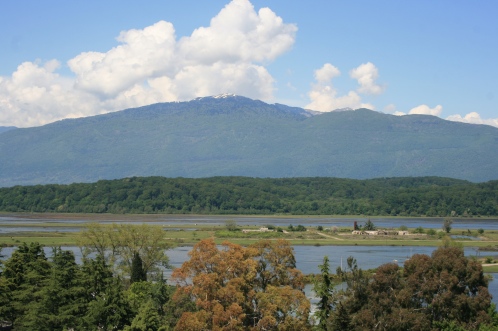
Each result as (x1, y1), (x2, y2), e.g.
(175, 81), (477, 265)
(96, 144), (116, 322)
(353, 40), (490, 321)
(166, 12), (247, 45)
(1, 0), (497, 127)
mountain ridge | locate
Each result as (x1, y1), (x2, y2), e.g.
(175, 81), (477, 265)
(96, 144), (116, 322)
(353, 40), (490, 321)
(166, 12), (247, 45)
(0, 95), (497, 186)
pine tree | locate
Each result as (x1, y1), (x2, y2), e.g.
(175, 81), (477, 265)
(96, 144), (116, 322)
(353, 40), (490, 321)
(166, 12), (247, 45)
(313, 256), (335, 330)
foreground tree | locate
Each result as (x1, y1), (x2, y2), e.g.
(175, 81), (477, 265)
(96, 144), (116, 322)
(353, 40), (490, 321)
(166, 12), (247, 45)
(312, 256), (335, 330)
(171, 238), (311, 330)
(0, 242), (51, 328)
(335, 245), (494, 330)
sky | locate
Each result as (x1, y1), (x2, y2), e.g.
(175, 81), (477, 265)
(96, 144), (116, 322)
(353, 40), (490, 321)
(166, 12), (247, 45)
(1, 0), (497, 128)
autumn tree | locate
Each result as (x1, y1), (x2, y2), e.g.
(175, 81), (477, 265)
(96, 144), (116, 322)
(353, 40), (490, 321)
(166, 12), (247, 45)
(171, 238), (311, 330)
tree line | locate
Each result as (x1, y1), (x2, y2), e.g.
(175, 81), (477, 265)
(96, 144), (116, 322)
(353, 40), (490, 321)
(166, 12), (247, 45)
(0, 176), (496, 216)
(1, 225), (498, 330)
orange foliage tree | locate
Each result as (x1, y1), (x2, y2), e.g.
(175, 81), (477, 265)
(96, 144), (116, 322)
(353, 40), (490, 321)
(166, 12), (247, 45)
(171, 239), (311, 331)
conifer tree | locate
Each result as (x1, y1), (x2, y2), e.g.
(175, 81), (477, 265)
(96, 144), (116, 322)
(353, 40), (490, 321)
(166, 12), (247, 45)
(131, 252), (147, 283)
(312, 256), (335, 330)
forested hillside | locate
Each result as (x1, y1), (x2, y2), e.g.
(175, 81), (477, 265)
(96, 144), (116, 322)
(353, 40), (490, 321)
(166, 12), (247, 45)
(0, 176), (496, 217)
(1, 96), (498, 186)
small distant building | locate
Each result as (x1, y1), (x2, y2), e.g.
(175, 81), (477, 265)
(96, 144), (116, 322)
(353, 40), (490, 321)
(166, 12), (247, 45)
(351, 229), (410, 236)
(242, 227), (271, 233)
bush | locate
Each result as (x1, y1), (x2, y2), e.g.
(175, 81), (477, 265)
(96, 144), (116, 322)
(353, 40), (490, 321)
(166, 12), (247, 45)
(363, 219), (376, 231)
(414, 226), (425, 234)
(478, 228), (485, 235)
(399, 225), (408, 231)
(427, 229), (437, 236)
(288, 224), (306, 232)
(317, 225), (324, 231)
(225, 220), (239, 231)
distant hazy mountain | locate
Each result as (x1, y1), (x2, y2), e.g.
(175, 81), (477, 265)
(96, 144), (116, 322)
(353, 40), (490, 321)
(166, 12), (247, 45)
(0, 126), (16, 134)
(0, 95), (497, 187)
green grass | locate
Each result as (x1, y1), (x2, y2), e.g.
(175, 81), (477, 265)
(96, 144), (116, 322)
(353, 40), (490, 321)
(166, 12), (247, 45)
(483, 265), (498, 273)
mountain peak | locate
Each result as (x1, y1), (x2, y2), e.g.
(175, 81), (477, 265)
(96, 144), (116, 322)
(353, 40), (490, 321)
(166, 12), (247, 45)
(213, 93), (237, 99)
(192, 93), (239, 101)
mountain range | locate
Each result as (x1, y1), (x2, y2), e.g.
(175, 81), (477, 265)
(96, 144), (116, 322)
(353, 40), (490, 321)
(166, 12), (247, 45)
(1, 94), (497, 187)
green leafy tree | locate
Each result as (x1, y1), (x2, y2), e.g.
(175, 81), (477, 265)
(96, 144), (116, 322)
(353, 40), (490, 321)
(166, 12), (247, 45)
(84, 276), (133, 330)
(443, 218), (453, 233)
(337, 246), (495, 330)
(125, 300), (165, 331)
(79, 223), (172, 279)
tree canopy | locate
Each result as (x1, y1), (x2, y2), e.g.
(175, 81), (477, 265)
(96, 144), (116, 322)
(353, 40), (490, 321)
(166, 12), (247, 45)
(0, 176), (496, 216)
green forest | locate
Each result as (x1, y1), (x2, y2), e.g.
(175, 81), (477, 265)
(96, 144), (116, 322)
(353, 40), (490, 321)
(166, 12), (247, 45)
(0, 176), (497, 216)
(1, 223), (498, 330)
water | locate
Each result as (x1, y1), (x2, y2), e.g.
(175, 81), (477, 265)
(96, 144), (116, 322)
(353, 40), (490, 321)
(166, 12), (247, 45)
(1, 214), (498, 233)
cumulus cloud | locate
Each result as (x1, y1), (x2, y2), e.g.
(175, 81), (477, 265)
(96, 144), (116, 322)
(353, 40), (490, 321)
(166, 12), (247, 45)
(408, 104), (443, 116)
(0, 0), (297, 127)
(446, 112), (498, 127)
(349, 62), (384, 95)
(305, 63), (376, 112)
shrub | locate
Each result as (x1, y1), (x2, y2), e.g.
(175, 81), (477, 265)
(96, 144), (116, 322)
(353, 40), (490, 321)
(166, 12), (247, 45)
(363, 219), (376, 231)
(414, 226), (425, 234)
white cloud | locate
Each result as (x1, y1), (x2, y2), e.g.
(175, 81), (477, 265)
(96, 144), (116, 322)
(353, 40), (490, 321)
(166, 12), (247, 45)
(349, 62), (384, 95)
(69, 21), (177, 98)
(305, 63), (376, 112)
(0, 0), (297, 127)
(408, 104), (443, 116)
(178, 0), (296, 65)
(384, 103), (397, 113)
(314, 63), (340, 83)
(446, 112), (498, 127)
(0, 61), (100, 127)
